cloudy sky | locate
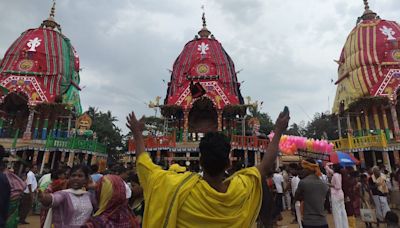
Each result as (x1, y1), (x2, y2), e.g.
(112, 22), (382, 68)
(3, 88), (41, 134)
(0, 0), (398, 132)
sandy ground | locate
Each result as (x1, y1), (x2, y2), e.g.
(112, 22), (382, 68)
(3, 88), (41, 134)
(19, 210), (390, 228)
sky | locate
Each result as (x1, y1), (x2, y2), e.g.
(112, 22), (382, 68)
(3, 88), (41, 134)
(0, 0), (398, 132)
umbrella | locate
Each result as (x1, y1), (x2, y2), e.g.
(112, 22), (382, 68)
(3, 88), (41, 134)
(330, 151), (359, 167)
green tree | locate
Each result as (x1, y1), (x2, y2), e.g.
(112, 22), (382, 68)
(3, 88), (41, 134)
(142, 116), (164, 135)
(86, 107), (123, 163)
(285, 123), (306, 136)
(248, 106), (274, 135)
(304, 112), (338, 140)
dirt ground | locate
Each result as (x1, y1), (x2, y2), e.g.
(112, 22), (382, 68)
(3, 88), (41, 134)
(19, 210), (393, 227)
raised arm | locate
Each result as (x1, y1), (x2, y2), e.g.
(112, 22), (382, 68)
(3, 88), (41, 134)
(325, 162), (334, 175)
(126, 112), (146, 159)
(38, 190), (53, 207)
(256, 107), (290, 178)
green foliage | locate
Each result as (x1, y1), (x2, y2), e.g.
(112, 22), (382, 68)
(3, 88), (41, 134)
(86, 107), (123, 155)
(257, 112), (274, 135)
(142, 115), (165, 134)
(223, 105), (247, 118)
(248, 108), (274, 135)
(304, 112), (338, 140)
(285, 123), (306, 136)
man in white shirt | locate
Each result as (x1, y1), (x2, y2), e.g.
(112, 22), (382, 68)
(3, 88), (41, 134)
(19, 165), (38, 224)
(291, 168), (302, 228)
(273, 169), (284, 220)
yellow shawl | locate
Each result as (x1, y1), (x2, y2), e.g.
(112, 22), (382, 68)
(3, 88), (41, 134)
(137, 153), (262, 228)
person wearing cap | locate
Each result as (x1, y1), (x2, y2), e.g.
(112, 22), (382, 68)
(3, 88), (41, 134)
(295, 159), (329, 228)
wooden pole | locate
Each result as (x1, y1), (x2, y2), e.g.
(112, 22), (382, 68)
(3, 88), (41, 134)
(372, 105), (381, 132)
(356, 115), (362, 136)
(217, 110), (223, 132)
(390, 101), (400, 142)
(364, 109), (370, 135)
(183, 110), (189, 142)
(381, 105), (390, 140)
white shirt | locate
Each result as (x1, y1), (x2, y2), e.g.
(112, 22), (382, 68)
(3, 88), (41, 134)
(319, 174), (328, 184)
(38, 173), (51, 187)
(291, 176), (300, 196)
(124, 181), (132, 199)
(24, 170), (38, 193)
(273, 173), (284, 193)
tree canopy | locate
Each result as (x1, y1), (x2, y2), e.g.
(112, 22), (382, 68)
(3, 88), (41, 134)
(304, 112), (338, 140)
(86, 107), (123, 162)
(248, 106), (274, 135)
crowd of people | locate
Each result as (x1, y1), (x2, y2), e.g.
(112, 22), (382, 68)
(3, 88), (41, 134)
(0, 108), (400, 227)
(0, 153), (144, 227)
(263, 160), (400, 227)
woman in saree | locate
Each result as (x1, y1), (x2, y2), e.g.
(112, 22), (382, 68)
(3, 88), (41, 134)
(4, 168), (26, 228)
(1, 156), (26, 228)
(83, 175), (137, 228)
(38, 164), (96, 228)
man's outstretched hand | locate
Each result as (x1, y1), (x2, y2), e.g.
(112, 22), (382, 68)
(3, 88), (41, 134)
(257, 107), (290, 177)
(126, 111), (145, 134)
(274, 107), (290, 134)
(126, 111), (146, 158)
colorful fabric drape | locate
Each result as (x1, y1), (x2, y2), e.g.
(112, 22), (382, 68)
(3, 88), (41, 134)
(84, 175), (137, 228)
(0, 27), (82, 112)
(4, 171), (26, 200)
(5, 198), (19, 228)
(4, 171), (24, 228)
(332, 19), (400, 113)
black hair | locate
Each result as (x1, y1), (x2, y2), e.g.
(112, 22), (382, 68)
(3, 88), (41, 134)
(199, 132), (231, 177)
(112, 165), (128, 175)
(288, 163), (299, 170)
(333, 164), (342, 173)
(320, 167), (327, 175)
(385, 211), (399, 224)
(360, 174), (367, 180)
(351, 170), (360, 178)
(51, 167), (66, 180)
(90, 164), (99, 173)
(0, 145), (6, 170)
(305, 158), (316, 164)
(130, 172), (139, 184)
(70, 164), (90, 179)
(0, 159), (5, 171)
(126, 163), (133, 170)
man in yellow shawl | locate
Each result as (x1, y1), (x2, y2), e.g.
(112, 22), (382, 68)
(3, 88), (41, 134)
(126, 107), (290, 227)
